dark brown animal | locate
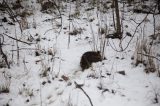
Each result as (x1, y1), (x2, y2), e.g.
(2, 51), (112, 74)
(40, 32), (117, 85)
(80, 51), (102, 71)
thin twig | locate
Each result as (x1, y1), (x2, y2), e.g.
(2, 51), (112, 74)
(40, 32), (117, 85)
(107, 12), (149, 52)
(15, 27), (19, 66)
(68, 1), (71, 49)
(39, 81), (42, 106)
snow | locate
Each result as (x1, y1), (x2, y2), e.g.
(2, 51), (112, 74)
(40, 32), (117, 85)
(0, 0), (160, 106)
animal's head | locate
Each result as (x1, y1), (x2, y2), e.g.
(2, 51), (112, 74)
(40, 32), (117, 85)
(96, 51), (102, 60)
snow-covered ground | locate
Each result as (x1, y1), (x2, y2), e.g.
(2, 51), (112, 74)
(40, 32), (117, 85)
(0, 0), (160, 106)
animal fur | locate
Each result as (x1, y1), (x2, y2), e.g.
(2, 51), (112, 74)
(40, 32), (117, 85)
(80, 51), (102, 71)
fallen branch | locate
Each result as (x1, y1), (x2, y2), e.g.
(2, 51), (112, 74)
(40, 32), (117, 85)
(3, 33), (33, 45)
(138, 53), (160, 61)
(10, 48), (38, 51)
(74, 81), (94, 106)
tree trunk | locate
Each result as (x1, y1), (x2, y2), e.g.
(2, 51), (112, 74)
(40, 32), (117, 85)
(114, 0), (122, 39)
(158, 0), (160, 14)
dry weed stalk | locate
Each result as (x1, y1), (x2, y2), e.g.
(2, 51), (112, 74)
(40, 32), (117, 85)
(20, 17), (28, 30)
(133, 39), (158, 73)
(0, 34), (10, 68)
(0, 72), (11, 94)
